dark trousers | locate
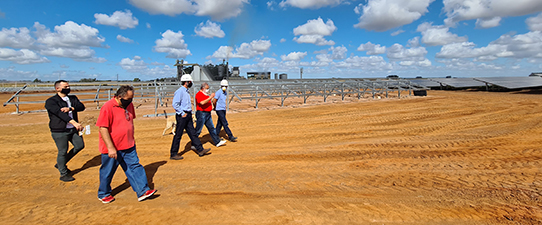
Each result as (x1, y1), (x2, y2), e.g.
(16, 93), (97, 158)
(169, 112), (203, 157)
(51, 128), (85, 176)
(215, 110), (234, 139)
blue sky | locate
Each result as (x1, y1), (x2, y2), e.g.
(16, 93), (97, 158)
(1, 0), (542, 81)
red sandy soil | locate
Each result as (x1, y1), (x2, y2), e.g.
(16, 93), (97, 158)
(0, 90), (541, 224)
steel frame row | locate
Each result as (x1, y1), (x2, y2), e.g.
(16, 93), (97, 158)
(3, 78), (419, 114)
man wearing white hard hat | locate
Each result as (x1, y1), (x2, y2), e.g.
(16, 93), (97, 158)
(169, 74), (211, 160)
(214, 79), (237, 142)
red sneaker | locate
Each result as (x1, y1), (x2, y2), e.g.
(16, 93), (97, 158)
(138, 189), (157, 202)
(98, 195), (115, 204)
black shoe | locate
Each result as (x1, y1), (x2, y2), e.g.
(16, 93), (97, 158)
(198, 148), (212, 157)
(170, 155), (184, 160)
(54, 164), (72, 174)
(60, 174), (75, 182)
(229, 136), (238, 142)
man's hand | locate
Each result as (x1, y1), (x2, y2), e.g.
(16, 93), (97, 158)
(108, 148), (117, 159)
(210, 93), (215, 98)
(61, 107), (70, 113)
(70, 120), (84, 131)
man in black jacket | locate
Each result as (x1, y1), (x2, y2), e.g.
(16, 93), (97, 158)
(45, 80), (85, 182)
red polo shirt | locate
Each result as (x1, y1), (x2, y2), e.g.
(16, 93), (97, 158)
(96, 98), (136, 154)
(196, 91), (213, 112)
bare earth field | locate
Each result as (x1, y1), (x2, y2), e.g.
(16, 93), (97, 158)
(1, 90), (542, 224)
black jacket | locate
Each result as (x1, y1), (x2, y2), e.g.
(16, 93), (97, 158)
(45, 94), (85, 132)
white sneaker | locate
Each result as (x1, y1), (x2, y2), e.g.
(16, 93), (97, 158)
(216, 139), (227, 147)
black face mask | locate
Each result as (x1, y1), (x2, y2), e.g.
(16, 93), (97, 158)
(61, 88), (71, 94)
(187, 81), (193, 88)
(120, 98), (132, 109)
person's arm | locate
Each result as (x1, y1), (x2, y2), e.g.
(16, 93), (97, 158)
(99, 127), (117, 159)
(45, 97), (83, 130)
(172, 90), (185, 117)
(71, 96), (86, 112)
(198, 93), (215, 105)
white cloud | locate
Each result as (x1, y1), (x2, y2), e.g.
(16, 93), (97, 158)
(313, 46), (347, 65)
(194, 20), (225, 38)
(328, 46), (347, 60)
(436, 31), (542, 60)
(443, 0), (542, 26)
(280, 38), (286, 43)
(154, 30), (191, 58)
(334, 55), (393, 70)
(354, 0), (434, 32)
(119, 57), (148, 72)
(386, 43), (428, 62)
(119, 57), (176, 77)
(117, 35), (134, 43)
(527, 13), (542, 31)
(0, 67), (38, 81)
(210, 39), (271, 59)
(0, 27), (35, 49)
(294, 17), (337, 36)
(357, 42), (386, 55)
(475, 17), (501, 28)
(94, 10), (139, 29)
(146, 23), (151, 29)
(40, 47), (107, 63)
(408, 37), (421, 47)
(391, 30), (404, 36)
(416, 22), (468, 46)
(34, 21), (105, 48)
(281, 52), (307, 61)
(0, 48), (49, 64)
(129, 0), (248, 20)
(294, 35), (335, 46)
(267, 1), (276, 10)
(128, 0), (197, 16)
(293, 17), (336, 46)
(0, 21), (107, 64)
(196, 0), (248, 20)
(279, 0), (343, 9)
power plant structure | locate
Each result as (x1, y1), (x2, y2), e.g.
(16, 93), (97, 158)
(173, 59), (244, 82)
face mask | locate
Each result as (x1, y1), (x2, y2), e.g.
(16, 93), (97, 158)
(222, 87), (227, 91)
(61, 88), (71, 94)
(204, 89), (210, 95)
(187, 82), (193, 88)
(120, 98), (132, 109)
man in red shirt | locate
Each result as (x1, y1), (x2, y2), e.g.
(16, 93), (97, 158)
(95, 85), (156, 204)
(195, 83), (227, 147)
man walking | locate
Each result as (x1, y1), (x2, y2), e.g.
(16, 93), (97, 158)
(45, 80), (85, 182)
(195, 82), (227, 147)
(96, 85), (156, 203)
(214, 80), (237, 142)
(169, 74), (211, 160)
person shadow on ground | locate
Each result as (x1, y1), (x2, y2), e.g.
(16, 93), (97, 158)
(110, 161), (167, 200)
(179, 133), (217, 156)
(71, 155), (101, 176)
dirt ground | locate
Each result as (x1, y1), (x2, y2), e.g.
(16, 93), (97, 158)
(1, 90), (542, 224)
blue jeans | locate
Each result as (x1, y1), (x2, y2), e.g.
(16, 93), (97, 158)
(98, 146), (150, 198)
(195, 111), (221, 145)
(215, 110), (234, 140)
(51, 128), (85, 176)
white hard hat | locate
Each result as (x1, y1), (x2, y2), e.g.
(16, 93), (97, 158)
(180, 74), (193, 82)
(220, 79), (229, 86)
